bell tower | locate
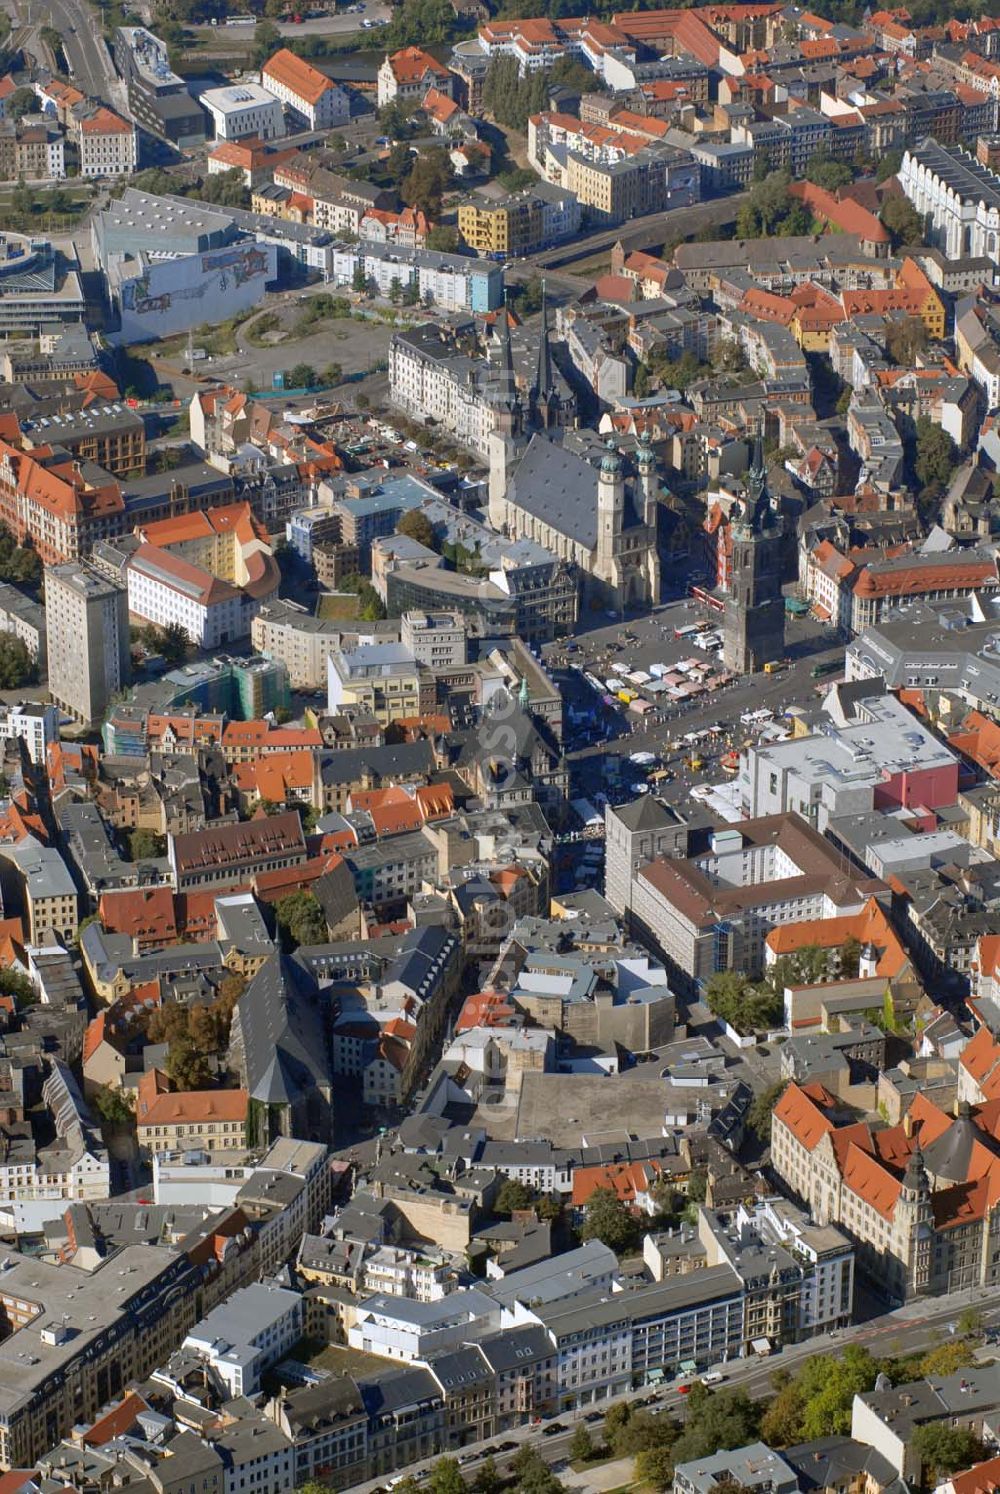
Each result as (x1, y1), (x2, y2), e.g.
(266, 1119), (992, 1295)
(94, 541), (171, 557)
(722, 432), (785, 675)
(594, 440), (625, 594)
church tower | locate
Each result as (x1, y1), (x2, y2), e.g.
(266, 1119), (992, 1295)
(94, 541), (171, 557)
(637, 434), (661, 607)
(492, 301), (522, 440)
(722, 432), (785, 675)
(594, 439), (625, 594)
(487, 301), (525, 533)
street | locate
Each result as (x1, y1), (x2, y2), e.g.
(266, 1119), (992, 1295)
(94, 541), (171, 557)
(38, 0), (127, 111)
(346, 1290), (1000, 1493)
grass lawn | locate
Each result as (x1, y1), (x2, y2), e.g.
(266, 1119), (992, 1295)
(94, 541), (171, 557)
(316, 593), (363, 621)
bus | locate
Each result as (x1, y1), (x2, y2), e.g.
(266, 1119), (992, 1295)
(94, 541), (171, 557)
(674, 623), (700, 640)
(811, 659), (842, 679)
(763, 660), (786, 674)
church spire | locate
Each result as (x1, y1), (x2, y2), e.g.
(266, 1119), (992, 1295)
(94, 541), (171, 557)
(531, 280), (558, 431)
(492, 296), (522, 438)
(497, 297), (517, 409)
(535, 281), (553, 398)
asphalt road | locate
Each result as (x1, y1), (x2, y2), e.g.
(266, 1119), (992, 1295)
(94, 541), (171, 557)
(348, 1291), (1000, 1493)
(529, 192), (749, 269)
(39, 0), (126, 109)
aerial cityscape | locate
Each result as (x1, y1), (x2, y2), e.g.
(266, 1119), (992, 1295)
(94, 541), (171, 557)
(7, 0), (1000, 1492)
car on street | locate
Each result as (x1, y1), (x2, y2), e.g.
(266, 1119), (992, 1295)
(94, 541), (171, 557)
(542, 1423), (566, 1437)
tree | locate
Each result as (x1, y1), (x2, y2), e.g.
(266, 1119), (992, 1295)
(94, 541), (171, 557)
(379, 0), (461, 50)
(569, 1425), (594, 1462)
(735, 171), (806, 239)
(836, 385), (853, 416)
(875, 148), (903, 183)
(195, 167), (250, 209)
(761, 1344), (880, 1445)
(957, 1307), (984, 1338)
(912, 1424), (985, 1484)
(402, 148), (452, 218)
(166, 1032), (213, 1090)
(275, 889), (328, 948)
(128, 829), (167, 861)
(499, 165), (537, 191)
(804, 150), (854, 191)
(580, 1186), (638, 1254)
(885, 314), (927, 365)
(918, 1338), (979, 1376)
(880, 196), (924, 249)
(0, 967), (37, 1006)
(427, 1459), (465, 1494)
(287, 363), (317, 390)
(748, 1081), (787, 1143)
(0, 523), (41, 589)
(389, 275), (403, 305)
(251, 18), (281, 65)
(636, 1443), (676, 1491)
(496, 1178), (532, 1214)
(0, 634), (34, 688)
(92, 1085), (133, 1126)
(686, 1168), (708, 1204)
(669, 1388), (760, 1468)
(425, 224), (459, 252)
(397, 509), (436, 549)
(603, 1402), (633, 1452)
(914, 415), (956, 485)
(352, 263), (368, 294)
(473, 1458), (503, 1494)
(5, 87), (36, 119)
(385, 141), (415, 184)
(159, 621), (190, 665)
(509, 1445), (563, 1494)
(704, 970), (783, 1034)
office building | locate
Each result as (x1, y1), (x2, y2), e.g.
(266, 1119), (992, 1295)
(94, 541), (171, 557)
(113, 27), (206, 146)
(201, 83), (286, 142)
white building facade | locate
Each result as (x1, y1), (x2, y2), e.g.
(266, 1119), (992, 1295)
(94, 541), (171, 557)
(201, 84), (287, 142)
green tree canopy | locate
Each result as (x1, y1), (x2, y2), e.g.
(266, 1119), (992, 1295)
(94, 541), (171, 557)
(127, 829), (166, 862)
(396, 509), (436, 549)
(735, 171), (812, 239)
(0, 634), (35, 689)
(274, 890), (327, 948)
(580, 1186), (638, 1254)
(402, 148), (453, 218)
(427, 1458), (465, 1494)
(669, 1386), (761, 1468)
(495, 1178), (533, 1214)
(912, 1424), (985, 1484)
(748, 1081), (788, 1142)
(761, 1344), (880, 1445)
(880, 195), (924, 249)
(914, 416), (957, 490)
(804, 150), (854, 191)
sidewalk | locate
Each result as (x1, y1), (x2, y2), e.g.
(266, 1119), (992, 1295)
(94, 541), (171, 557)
(562, 1457), (635, 1493)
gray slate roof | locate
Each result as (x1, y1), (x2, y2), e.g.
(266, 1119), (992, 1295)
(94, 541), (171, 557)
(232, 953), (331, 1105)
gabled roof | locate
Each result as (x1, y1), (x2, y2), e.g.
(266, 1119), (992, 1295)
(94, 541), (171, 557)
(773, 1081), (837, 1151)
(263, 47), (338, 105)
(234, 953), (331, 1105)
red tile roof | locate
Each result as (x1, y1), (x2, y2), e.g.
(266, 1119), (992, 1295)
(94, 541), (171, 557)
(263, 47), (337, 105)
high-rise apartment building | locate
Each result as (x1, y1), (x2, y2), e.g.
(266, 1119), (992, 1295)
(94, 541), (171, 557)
(45, 563), (130, 729)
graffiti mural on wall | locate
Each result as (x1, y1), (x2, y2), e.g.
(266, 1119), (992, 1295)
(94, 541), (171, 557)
(122, 244), (271, 316)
